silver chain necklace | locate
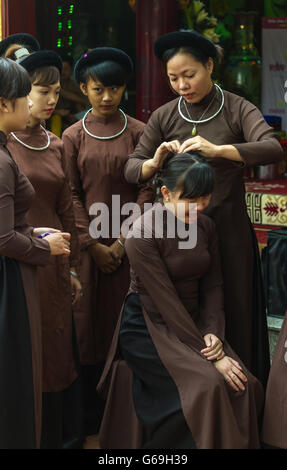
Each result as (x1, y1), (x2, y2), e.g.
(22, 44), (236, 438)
(178, 84), (225, 136)
(82, 108), (127, 140)
(11, 125), (50, 151)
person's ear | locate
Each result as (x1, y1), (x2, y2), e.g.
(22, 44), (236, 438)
(161, 185), (170, 201)
(206, 57), (214, 75)
(80, 83), (88, 96)
(0, 97), (11, 113)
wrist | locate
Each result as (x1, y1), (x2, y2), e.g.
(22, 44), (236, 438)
(70, 270), (79, 279)
(213, 145), (222, 158)
(117, 238), (124, 248)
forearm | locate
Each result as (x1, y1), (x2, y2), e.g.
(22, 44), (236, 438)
(214, 144), (243, 163)
(141, 159), (159, 181)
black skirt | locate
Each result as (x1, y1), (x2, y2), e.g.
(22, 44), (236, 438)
(0, 256), (36, 449)
(119, 293), (197, 449)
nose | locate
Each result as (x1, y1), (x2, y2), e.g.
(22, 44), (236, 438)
(102, 90), (112, 101)
(178, 77), (189, 90)
(48, 95), (56, 105)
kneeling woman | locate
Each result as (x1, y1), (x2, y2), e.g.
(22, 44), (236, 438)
(99, 152), (264, 449)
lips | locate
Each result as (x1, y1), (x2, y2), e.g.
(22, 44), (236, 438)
(45, 109), (55, 114)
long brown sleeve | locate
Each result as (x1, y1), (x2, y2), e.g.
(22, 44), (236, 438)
(125, 215), (206, 352)
(0, 157), (50, 265)
(232, 99), (284, 167)
(124, 112), (163, 184)
(62, 132), (96, 250)
(56, 143), (80, 267)
(197, 220), (225, 341)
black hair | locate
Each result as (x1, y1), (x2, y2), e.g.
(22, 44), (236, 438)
(154, 153), (215, 200)
(29, 66), (60, 87)
(5, 44), (60, 87)
(162, 46), (210, 71)
(79, 60), (128, 86)
(0, 58), (31, 100)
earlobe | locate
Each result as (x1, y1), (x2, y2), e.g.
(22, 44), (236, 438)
(208, 58), (214, 75)
(80, 83), (88, 96)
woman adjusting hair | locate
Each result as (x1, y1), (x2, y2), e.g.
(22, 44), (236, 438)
(124, 29), (284, 386)
(62, 47), (153, 435)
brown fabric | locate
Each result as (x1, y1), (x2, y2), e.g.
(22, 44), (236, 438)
(62, 111), (154, 364)
(7, 126), (79, 392)
(261, 312), (287, 449)
(0, 132), (51, 447)
(98, 205), (264, 449)
(99, 360), (143, 449)
(124, 86), (284, 372)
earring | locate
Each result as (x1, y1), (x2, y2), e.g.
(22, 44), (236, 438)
(166, 197), (169, 202)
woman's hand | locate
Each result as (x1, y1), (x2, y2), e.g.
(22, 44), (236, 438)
(214, 356), (248, 392)
(153, 140), (181, 167)
(70, 271), (82, 306)
(88, 243), (121, 274)
(141, 140), (181, 181)
(45, 232), (71, 257)
(110, 240), (125, 263)
(33, 227), (60, 238)
(201, 334), (224, 361)
(179, 136), (220, 158)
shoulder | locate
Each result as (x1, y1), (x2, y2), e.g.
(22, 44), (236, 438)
(62, 119), (84, 141)
(198, 212), (217, 236)
(150, 98), (179, 124)
(223, 89), (259, 114)
(0, 146), (17, 181)
(126, 114), (145, 133)
(125, 205), (157, 250)
(48, 131), (64, 151)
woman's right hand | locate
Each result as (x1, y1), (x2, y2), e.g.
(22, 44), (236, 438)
(88, 243), (121, 274)
(45, 232), (71, 257)
(141, 140), (181, 182)
(213, 356), (248, 392)
(153, 140), (181, 168)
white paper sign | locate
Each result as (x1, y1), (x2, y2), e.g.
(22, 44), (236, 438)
(262, 17), (287, 132)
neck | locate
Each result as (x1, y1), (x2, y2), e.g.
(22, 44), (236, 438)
(91, 107), (118, 120)
(27, 115), (41, 128)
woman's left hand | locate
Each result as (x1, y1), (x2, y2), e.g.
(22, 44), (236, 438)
(70, 273), (82, 306)
(33, 227), (60, 238)
(201, 334), (224, 361)
(179, 136), (220, 158)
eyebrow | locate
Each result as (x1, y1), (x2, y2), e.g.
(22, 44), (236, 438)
(168, 69), (195, 75)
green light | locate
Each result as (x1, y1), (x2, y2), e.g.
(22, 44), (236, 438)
(58, 8), (62, 15)
(69, 5), (74, 14)
(58, 22), (63, 31)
